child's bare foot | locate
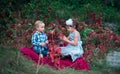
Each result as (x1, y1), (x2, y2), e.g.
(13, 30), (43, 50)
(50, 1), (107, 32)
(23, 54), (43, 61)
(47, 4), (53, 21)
(40, 53), (43, 58)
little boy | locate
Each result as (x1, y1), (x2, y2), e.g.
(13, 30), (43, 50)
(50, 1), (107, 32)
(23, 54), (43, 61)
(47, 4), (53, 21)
(31, 20), (49, 57)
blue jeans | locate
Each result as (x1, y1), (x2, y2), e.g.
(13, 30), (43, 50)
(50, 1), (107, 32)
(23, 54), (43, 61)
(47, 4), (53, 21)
(34, 46), (49, 56)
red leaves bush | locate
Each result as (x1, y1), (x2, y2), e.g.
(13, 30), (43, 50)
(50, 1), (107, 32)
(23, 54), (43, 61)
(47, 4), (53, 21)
(3, 18), (120, 66)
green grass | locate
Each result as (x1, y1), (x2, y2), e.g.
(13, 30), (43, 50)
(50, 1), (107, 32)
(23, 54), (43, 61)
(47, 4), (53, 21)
(0, 46), (120, 74)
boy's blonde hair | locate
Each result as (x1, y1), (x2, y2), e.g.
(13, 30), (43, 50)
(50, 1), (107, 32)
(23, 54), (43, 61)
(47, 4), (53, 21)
(35, 20), (45, 28)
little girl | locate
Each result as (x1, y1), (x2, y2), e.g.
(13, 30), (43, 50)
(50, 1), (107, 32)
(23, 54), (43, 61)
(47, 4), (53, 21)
(60, 18), (84, 62)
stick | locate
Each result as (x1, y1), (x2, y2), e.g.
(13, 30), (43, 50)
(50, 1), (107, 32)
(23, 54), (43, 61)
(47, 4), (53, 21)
(36, 50), (43, 74)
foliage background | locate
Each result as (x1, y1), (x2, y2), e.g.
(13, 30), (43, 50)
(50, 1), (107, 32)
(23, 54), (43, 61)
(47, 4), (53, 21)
(0, 0), (120, 74)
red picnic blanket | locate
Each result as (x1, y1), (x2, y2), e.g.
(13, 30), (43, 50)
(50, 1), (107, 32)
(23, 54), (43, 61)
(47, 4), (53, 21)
(20, 46), (90, 70)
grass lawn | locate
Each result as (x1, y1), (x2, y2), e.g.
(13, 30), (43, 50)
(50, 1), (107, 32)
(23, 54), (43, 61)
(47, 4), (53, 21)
(0, 46), (120, 74)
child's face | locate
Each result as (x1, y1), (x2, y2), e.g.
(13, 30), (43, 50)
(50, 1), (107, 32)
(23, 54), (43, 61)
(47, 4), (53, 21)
(66, 26), (73, 32)
(37, 23), (45, 32)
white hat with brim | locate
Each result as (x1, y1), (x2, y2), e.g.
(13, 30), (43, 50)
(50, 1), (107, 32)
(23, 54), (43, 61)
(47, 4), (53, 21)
(66, 18), (73, 26)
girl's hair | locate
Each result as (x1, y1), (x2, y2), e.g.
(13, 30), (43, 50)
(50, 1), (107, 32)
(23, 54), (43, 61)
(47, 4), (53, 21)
(66, 19), (79, 30)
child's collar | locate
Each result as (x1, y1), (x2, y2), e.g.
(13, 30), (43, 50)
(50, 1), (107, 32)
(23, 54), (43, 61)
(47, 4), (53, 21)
(37, 31), (44, 34)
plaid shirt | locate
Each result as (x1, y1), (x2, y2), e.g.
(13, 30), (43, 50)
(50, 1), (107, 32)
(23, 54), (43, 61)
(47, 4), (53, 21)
(31, 31), (48, 54)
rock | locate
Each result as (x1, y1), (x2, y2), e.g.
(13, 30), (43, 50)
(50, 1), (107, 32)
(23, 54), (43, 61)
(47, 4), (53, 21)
(106, 51), (120, 67)
(103, 22), (116, 30)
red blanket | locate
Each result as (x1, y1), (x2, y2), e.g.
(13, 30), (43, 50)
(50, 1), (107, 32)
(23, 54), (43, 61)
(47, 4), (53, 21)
(20, 46), (90, 70)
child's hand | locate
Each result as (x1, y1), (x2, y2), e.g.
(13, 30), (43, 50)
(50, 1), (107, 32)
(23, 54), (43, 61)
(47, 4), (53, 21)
(40, 41), (48, 46)
(62, 36), (68, 41)
(41, 43), (46, 46)
(45, 40), (49, 44)
(60, 36), (68, 42)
